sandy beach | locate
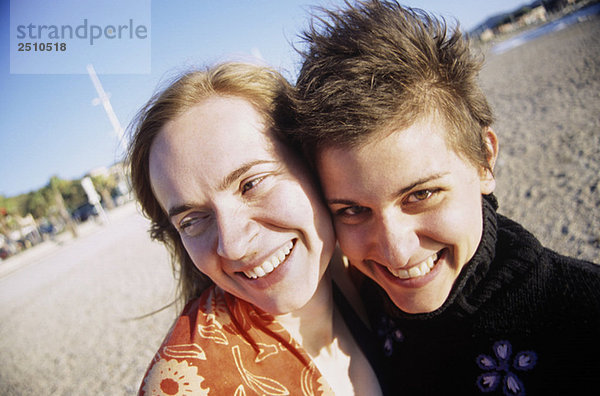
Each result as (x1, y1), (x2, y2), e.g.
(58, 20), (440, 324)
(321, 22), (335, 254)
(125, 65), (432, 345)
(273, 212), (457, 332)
(0, 203), (180, 395)
(0, 15), (598, 396)
(478, 16), (599, 263)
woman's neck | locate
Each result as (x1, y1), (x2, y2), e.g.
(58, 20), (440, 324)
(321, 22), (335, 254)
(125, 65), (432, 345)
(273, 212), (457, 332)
(274, 266), (383, 395)
(273, 270), (335, 357)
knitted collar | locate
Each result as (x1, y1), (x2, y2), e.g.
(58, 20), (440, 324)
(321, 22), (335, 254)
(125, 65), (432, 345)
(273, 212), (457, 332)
(367, 194), (504, 321)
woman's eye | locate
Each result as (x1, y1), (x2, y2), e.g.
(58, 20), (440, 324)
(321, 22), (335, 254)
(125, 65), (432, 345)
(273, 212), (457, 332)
(178, 214), (208, 237)
(332, 205), (370, 223)
(340, 206), (367, 216)
(406, 189), (435, 203)
(241, 176), (265, 194)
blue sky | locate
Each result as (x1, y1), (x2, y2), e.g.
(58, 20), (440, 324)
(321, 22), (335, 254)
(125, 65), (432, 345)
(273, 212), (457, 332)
(0, 0), (529, 197)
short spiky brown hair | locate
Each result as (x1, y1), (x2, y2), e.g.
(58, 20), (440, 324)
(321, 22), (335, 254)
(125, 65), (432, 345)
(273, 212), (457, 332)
(290, 0), (494, 172)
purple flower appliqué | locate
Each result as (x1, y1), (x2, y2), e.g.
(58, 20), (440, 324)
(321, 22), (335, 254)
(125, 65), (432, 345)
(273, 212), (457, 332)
(377, 316), (404, 357)
(476, 340), (537, 396)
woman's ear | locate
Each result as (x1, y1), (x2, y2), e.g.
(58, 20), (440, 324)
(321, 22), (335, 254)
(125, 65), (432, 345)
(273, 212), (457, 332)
(485, 127), (499, 170)
(480, 127), (499, 194)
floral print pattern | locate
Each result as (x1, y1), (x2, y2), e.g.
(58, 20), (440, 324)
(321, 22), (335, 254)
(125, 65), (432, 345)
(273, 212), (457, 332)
(142, 358), (210, 395)
(139, 286), (334, 395)
(376, 316), (404, 357)
(476, 340), (537, 395)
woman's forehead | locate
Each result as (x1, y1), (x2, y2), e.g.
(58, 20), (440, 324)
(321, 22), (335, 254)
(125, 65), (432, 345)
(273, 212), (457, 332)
(148, 96), (288, 190)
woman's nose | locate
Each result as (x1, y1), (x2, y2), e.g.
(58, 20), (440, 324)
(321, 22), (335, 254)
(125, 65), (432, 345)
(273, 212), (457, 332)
(373, 210), (419, 268)
(215, 207), (257, 261)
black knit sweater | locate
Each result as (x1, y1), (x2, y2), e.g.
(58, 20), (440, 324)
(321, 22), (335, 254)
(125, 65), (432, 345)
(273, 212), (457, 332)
(358, 195), (600, 395)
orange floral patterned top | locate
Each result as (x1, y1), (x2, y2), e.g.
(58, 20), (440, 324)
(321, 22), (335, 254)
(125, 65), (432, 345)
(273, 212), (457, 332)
(139, 285), (334, 396)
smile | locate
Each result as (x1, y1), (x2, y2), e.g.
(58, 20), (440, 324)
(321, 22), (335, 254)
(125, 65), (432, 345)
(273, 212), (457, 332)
(243, 240), (294, 279)
(387, 252), (439, 279)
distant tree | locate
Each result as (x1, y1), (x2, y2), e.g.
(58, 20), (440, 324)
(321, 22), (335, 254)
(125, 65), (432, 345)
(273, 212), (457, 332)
(25, 190), (49, 218)
(91, 174), (117, 209)
(0, 195), (7, 214)
(11, 193), (30, 218)
(514, 6), (533, 19)
(498, 15), (514, 26)
(49, 176), (87, 213)
(0, 202), (9, 236)
(49, 176), (79, 238)
(3, 176), (92, 220)
(543, 0), (568, 13)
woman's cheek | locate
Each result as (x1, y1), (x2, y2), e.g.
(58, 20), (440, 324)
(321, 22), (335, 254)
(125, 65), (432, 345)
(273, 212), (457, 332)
(334, 223), (363, 257)
(182, 233), (213, 268)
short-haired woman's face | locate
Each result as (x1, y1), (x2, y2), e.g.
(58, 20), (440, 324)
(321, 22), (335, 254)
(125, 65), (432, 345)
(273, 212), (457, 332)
(149, 96), (334, 315)
(317, 117), (496, 314)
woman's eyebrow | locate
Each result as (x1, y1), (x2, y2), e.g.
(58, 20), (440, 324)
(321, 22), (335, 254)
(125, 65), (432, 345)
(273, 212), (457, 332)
(327, 198), (358, 206)
(168, 204), (194, 219)
(326, 172), (450, 206)
(168, 160), (277, 219)
(395, 172), (449, 196)
(218, 160), (276, 190)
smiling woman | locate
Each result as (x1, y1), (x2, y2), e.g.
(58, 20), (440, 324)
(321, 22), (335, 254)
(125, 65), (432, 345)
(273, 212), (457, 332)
(318, 116), (497, 314)
(127, 62), (383, 395)
(285, 1), (600, 394)
(147, 95), (332, 316)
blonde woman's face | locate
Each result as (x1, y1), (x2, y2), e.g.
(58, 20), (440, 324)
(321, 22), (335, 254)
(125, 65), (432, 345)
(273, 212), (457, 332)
(148, 96), (334, 315)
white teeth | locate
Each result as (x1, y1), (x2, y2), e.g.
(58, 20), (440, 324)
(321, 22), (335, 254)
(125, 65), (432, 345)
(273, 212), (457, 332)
(243, 241), (294, 279)
(283, 241), (293, 255)
(262, 261), (274, 273)
(408, 266), (422, 278)
(426, 255), (435, 268)
(387, 253), (438, 280)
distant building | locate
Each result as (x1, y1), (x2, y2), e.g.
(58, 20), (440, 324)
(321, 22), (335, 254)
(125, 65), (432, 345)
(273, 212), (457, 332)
(480, 28), (495, 42)
(519, 6), (548, 25)
(477, 4), (551, 41)
(497, 20), (519, 35)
